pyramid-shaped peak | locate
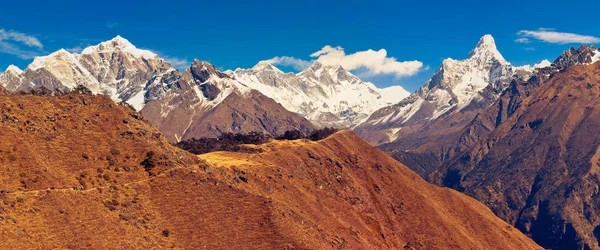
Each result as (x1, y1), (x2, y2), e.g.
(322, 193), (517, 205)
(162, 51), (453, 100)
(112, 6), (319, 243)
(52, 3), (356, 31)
(477, 35), (496, 48)
(468, 34), (506, 63)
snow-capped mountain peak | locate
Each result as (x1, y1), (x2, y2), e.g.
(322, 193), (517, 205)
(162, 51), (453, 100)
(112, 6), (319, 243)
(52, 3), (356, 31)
(28, 49), (79, 70)
(81, 35), (157, 59)
(252, 60), (284, 73)
(234, 59), (410, 127)
(355, 34), (521, 143)
(467, 34), (506, 64)
(4, 65), (23, 75)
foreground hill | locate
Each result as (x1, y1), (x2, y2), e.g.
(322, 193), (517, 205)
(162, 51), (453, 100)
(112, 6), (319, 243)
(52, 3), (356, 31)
(0, 93), (539, 249)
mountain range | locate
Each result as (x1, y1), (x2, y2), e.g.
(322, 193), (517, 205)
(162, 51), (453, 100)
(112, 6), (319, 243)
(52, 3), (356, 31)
(2, 33), (600, 249)
(0, 36), (410, 142)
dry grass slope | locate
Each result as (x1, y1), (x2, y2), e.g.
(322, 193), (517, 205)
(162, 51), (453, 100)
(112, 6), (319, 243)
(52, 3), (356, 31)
(0, 94), (540, 249)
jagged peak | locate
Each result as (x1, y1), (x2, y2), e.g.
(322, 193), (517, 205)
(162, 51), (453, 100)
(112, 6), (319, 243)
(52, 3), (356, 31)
(81, 35), (157, 59)
(252, 60), (284, 73)
(28, 49), (79, 70)
(467, 34), (506, 63)
(191, 59), (216, 68)
(189, 59), (229, 82)
(553, 44), (600, 69)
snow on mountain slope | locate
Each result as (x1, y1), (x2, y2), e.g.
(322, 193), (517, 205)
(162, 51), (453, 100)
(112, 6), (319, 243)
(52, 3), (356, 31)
(0, 65), (24, 90)
(140, 60), (314, 142)
(0, 36), (177, 110)
(234, 60), (410, 127)
(354, 35), (538, 144)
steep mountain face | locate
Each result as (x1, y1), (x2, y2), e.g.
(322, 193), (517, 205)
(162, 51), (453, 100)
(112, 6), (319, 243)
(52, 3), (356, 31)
(0, 85), (7, 96)
(379, 45), (600, 249)
(0, 65), (24, 91)
(140, 60), (315, 142)
(0, 95), (541, 248)
(234, 61), (410, 127)
(354, 35), (537, 145)
(0, 36), (176, 110)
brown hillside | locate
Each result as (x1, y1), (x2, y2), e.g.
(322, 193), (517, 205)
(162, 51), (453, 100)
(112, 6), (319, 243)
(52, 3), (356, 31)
(181, 90), (314, 141)
(384, 61), (600, 249)
(0, 94), (539, 249)
(198, 131), (540, 249)
(443, 62), (600, 249)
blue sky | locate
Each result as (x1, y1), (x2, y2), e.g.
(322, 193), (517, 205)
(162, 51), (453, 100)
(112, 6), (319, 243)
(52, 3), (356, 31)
(1, 0), (600, 92)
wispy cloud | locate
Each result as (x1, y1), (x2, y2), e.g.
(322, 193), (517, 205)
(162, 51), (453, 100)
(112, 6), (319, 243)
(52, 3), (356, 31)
(0, 29), (44, 59)
(0, 29), (43, 48)
(517, 28), (600, 44)
(264, 56), (312, 70)
(0, 41), (41, 59)
(514, 38), (530, 44)
(310, 45), (423, 78)
(162, 55), (191, 71)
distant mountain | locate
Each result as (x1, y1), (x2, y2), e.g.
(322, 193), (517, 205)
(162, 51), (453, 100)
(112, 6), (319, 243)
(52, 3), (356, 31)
(0, 36), (176, 110)
(354, 35), (540, 145)
(0, 35), (412, 139)
(0, 37), (314, 141)
(234, 60), (410, 127)
(0, 92), (541, 249)
(141, 60), (315, 142)
(377, 43), (600, 249)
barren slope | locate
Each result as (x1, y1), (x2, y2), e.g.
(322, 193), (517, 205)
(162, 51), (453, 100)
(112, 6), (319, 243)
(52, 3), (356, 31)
(200, 131), (540, 249)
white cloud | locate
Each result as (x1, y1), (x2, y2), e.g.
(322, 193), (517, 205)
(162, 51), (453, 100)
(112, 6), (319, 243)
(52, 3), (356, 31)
(514, 38), (530, 44)
(162, 55), (190, 71)
(0, 29), (43, 59)
(264, 56), (311, 70)
(310, 45), (423, 78)
(517, 29), (600, 44)
(0, 29), (43, 48)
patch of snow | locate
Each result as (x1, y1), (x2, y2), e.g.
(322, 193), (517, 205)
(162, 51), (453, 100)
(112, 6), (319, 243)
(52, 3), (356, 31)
(125, 89), (147, 111)
(592, 50), (600, 64)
